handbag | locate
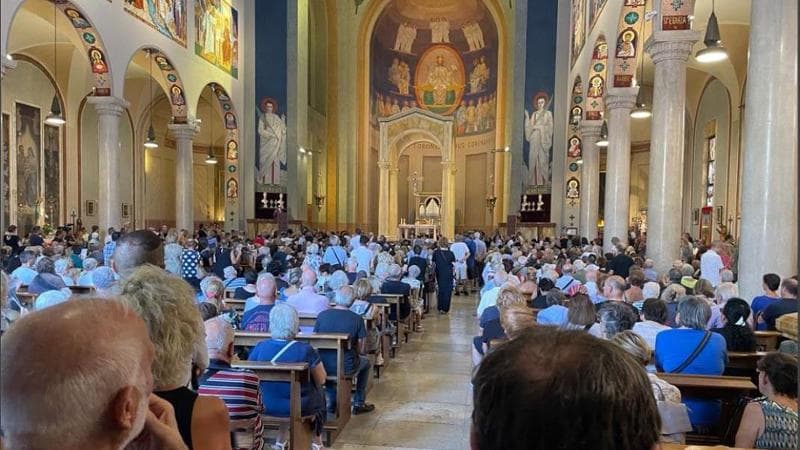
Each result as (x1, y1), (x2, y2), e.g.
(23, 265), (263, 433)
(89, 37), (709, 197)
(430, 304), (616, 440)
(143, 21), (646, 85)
(670, 331), (712, 374)
(653, 382), (693, 435)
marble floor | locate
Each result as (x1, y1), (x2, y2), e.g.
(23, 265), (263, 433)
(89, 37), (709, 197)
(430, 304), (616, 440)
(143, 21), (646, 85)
(331, 294), (478, 450)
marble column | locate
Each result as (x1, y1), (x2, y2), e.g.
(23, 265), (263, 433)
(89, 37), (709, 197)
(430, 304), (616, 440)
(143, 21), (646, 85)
(603, 88), (638, 253)
(377, 161), (390, 237)
(579, 120), (603, 242)
(738, 0), (797, 301)
(168, 124), (199, 232)
(441, 160), (456, 239)
(644, 31), (700, 273)
(87, 96), (128, 231)
(388, 166), (399, 239)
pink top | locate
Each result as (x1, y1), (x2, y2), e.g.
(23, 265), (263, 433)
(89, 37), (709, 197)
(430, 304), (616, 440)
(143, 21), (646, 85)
(286, 286), (330, 315)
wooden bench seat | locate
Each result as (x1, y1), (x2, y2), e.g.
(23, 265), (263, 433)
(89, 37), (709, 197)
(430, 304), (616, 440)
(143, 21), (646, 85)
(753, 331), (782, 351)
(656, 373), (757, 446)
(726, 351), (768, 371)
(231, 361), (313, 450)
(234, 331), (353, 445)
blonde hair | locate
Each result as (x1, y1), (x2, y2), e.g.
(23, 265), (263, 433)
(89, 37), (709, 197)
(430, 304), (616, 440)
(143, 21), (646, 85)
(610, 330), (651, 366)
(496, 286), (526, 309)
(352, 278), (373, 300)
(119, 265), (204, 389)
(165, 228), (179, 244)
(500, 305), (536, 339)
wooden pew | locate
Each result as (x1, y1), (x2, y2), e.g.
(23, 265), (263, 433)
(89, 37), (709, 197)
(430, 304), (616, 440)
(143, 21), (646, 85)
(368, 303), (391, 377)
(753, 331), (782, 351)
(226, 298), (245, 314)
(68, 285), (94, 295)
(775, 313), (797, 340)
(298, 313), (317, 329)
(369, 294), (404, 356)
(656, 373), (756, 446)
(234, 331), (352, 445)
(726, 351), (768, 371)
(14, 289), (37, 307)
(231, 361), (312, 450)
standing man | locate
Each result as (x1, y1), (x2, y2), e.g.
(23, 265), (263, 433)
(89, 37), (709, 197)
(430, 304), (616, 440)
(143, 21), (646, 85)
(450, 235), (471, 296)
(701, 241), (725, 287)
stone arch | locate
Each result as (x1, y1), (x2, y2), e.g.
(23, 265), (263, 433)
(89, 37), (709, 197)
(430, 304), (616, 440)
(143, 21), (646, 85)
(126, 46), (189, 124)
(584, 37), (608, 121)
(610, 0), (647, 88)
(6, 0), (114, 96)
(201, 82), (240, 228)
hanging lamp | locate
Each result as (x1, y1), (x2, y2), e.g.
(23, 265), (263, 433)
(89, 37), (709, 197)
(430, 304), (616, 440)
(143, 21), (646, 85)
(204, 94), (217, 164)
(44, 2), (65, 126)
(596, 120), (609, 147)
(695, 0), (728, 63)
(144, 49), (159, 149)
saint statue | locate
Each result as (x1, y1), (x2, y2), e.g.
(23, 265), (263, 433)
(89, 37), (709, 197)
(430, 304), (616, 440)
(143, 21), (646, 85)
(257, 99), (287, 186)
(524, 93), (554, 186)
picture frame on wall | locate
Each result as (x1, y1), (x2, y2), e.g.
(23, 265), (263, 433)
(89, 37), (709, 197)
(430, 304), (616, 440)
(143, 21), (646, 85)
(692, 208), (699, 225)
(715, 206), (723, 224)
(85, 200), (96, 217)
(121, 203), (130, 219)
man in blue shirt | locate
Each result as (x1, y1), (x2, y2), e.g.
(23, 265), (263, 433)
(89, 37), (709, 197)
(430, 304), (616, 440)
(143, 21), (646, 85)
(103, 232), (120, 266)
(322, 235), (347, 268)
(10, 251), (38, 285)
(751, 273), (782, 329)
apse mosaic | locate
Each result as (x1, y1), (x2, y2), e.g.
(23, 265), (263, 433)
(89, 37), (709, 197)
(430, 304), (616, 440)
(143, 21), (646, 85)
(369, 0), (499, 138)
(195, 0), (239, 78)
(124, 0), (188, 47)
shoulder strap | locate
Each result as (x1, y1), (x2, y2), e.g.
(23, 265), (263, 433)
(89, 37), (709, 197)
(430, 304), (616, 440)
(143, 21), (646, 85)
(270, 340), (298, 363)
(671, 331), (712, 374)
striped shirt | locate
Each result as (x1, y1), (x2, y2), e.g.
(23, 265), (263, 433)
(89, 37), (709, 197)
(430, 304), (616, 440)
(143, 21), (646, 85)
(198, 359), (264, 450)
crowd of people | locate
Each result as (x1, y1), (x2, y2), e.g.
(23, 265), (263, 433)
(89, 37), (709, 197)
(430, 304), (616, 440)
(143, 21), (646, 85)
(0, 222), (797, 449)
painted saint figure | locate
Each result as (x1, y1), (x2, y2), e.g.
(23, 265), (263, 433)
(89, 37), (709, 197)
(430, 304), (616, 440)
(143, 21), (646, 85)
(566, 178), (580, 199)
(89, 47), (108, 74)
(588, 75), (604, 98)
(226, 178), (238, 198)
(66, 9), (91, 29)
(524, 93), (554, 187)
(226, 140), (238, 160)
(170, 85), (185, 106)
(567, 136), (582, 158)
(426, 55), (454, 105)
(616, 29), (636, 58)
(257, 99), (287, 186)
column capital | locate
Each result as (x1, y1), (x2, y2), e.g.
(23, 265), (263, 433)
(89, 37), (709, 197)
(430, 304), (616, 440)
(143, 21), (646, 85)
(167, 123), (199, 141)
(645, 30), (702, 65)
(441, 160), (457, 174)
(580, 119), (604, 138)
(1, 58), (17, 79)
(605, 87), (639, 112)
(87, 95), (129, 117)
(377, 160), (390, 170)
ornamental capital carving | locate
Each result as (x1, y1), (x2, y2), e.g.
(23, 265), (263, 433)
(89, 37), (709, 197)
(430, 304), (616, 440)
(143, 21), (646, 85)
(580, 120), (604, 138)
(605, 87), (639, 111)
(645, 30), (702, 65)
(377, 161), (391, 170)
(167, 123), (199, 140)
(87, 95), (129, 117)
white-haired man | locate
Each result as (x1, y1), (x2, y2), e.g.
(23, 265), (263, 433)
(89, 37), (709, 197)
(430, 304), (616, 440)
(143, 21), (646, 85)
(642, 258), (658, 282)
(322, 235), (347, 268)
(199, 317), (264, 450)
(476, 270), (508, 316)
(287, 269), (330, 315)
(242, 272), (278, 331)
(707, 281), (740, 329)
(1, 299), (186, 450)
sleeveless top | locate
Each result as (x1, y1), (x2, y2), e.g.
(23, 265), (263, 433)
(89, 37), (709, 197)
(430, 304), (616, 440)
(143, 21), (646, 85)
(755, 397), (798, 449)
(156, 387), (198, 449)
(214, 248), (233, 278)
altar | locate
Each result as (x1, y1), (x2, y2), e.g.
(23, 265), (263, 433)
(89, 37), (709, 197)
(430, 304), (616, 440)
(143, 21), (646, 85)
(397, 222), (439, 240)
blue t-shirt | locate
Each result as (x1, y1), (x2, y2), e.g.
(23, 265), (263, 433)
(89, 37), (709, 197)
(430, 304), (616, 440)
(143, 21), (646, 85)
(479, 306), (504, 342)
(241, 304), (274, 332)
(314, 308), (366, 375)
(537, 305), (569, 326)
(248, 339), (322, 416)
(751, 295), (780, 330)
(655, 329), (728, 426)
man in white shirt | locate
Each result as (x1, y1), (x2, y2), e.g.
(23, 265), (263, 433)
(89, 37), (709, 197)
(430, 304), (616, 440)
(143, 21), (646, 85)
(700, 241), (725, 287)
(450, 236), (470, 295)
(351, 235), (373, 275)
(349, 228), (363, 251)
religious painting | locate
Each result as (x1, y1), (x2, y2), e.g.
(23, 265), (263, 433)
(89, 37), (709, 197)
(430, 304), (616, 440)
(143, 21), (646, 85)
(43, 125), (61, 225)
(1, 114), (9, 228)
(65, 8), (91, 28)
(615, 28), (637, 59)
(88, 47), (109, 74)
(85, 200), (96, 217)
(566, 178), (580, 199)
(224, 111), (236, 129)
(585, 40), (607, 121)
(567, 136), (582, 158)
(154, 54), (174, 71)
(226, 139), (238, 160)
(256, 97), (287, 187)
(169, 85), (185, 106)
(195, 0), (239, 78)
(413, 45), (465, 115)
(524, 92), (554, 187)
(124, 0), (188, 47)
(226, 177), (238, 198)
(588, 0), (607, 34)
(570, 0), (586, 68)
(16, 103), (41, 233)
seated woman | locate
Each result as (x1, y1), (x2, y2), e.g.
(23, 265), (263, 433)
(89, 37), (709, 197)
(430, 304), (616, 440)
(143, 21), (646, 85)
(472, 286), (526, 367)
(233, 269), (258, 300)
(498, 304), (536, 340)
(611, 331), (686, 444)
(248, 303), (327, 450)
(655, 296), (728, 430)
(537, 290), (568, 326)
(711, 298), (757, 352)
(735, 352), (798, 449)
(564, 293), (596, 331)
(120, 265), (231, 450)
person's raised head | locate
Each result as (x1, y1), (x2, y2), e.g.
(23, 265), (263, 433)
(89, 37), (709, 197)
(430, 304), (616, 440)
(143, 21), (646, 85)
(205, 316), (235, 361)
(714, 282), (738, 303)
(721, 297), (751, 326)
(35, 256), (55, 274)
(561, 263), (574, 275)
(255, 272), (277, 300)
(471, 327), (659, 450)
(119, 264), (203, 390)
(668, 268), (683, 283)
(610, 330), (652, 366)
(335, 285), (356, 307)
(499, 304), (536, 339)
(352, 278), (373, 300)
(603, 275), (626, 299)
(567, 294), (596, 327)
(1, 299), (154, 450)
(627, 269), (645, 288)
(19, 249), (35, 266)
(597, 301), (637, 338)
(388, 264), (403, 279)
(756, 352), (798, 398)
(762, 273), (781, 293)
(200, 276), (225, 303)
(780, 277), (798, 298)
(113, 230), (164, 277)
(300, 269), (317, 288)
(407, 265), (421, 279)
(641, 298), (667, 324)
(676, 296), (711, 330)
(269, 303), (299, 340)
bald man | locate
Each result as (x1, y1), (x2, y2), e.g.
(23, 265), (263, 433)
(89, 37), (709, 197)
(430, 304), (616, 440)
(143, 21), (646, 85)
(1, 298), (186, 450)
(113, 230), (165, 278)
(286, 270), (330, 315)
(242, 273), (278, 330)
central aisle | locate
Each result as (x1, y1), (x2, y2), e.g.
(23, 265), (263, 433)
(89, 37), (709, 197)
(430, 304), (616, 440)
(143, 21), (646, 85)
(331, 294), (478, 450)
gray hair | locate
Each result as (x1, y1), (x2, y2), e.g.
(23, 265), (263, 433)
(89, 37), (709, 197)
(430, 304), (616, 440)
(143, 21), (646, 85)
(329, 235), (340, 246)
(327, 270), (349, 291)
(82, 258), (99, 271)
(307, 243), (319, 255)
(335, 285), (355, 307)
(374, 262), (390, 280)
(113, 230), (164, 277)
(269, 303), (299, 340)
(119, 265), (205, 389)
(715, 282), (739, 303)
(598, 302), (637, 339)
(205, 316), (234, 353)
(643, 259), (655, 269)
(407, 265), (421, 279)
(642, 282), (661, 300)
(720, 270), (734, 283)
(660, 284), (686, 303)
(677, 296), (711, 330)
(388, 264), (402, 279)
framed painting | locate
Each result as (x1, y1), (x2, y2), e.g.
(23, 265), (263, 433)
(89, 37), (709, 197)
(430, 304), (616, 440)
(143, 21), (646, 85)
(85, 200), (96, 217)
(15, 102), (41, 234)
(570, 0), (586, 67)
(44, 124), (61, 225)
(124, 0), (188, 47)
(195, 0), (239, 78)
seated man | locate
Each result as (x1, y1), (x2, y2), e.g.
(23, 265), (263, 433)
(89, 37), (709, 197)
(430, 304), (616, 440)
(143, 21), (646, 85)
(380, 264), (411, 320)
(286, 270), (330, 315)
(112, 229), (165, 278)
(761, 278), (798, 331)
(199, 317), (264, 450)
(471, 327), (660, 450)
(1, 298), (186, 450)
(243, 273), (279, 330)
(314, 286), (375, 415)
(10, 249), (37, 285)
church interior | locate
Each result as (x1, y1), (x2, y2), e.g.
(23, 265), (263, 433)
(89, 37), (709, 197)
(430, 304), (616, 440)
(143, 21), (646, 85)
(0, 0), (797, 449)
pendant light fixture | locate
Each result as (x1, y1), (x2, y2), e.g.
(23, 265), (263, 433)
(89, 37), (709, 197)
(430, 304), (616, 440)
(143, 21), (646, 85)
(630, 9), (651, 119)
(204, 94), (218, 164)
(596, 119), (609, 147)
(144, 49), (159, 149)
(695, 0), (728, 63)
(44, 2), (65, 127)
